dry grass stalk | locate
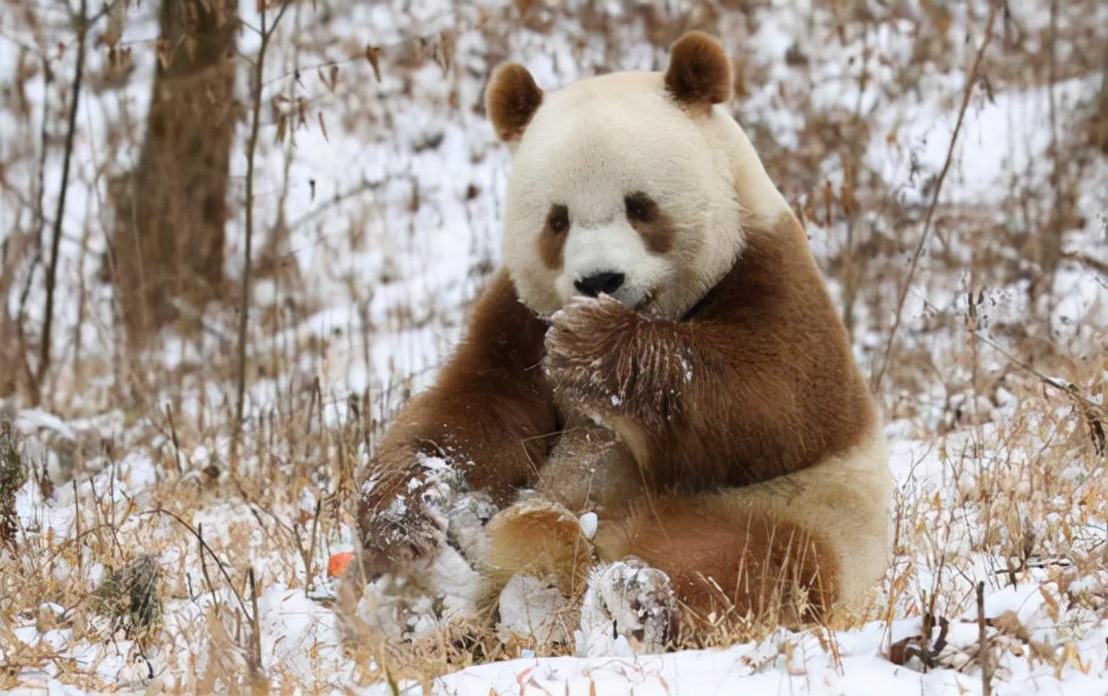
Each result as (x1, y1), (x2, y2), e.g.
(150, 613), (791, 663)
(234, 0), (293, 459)
(872, 3), (999, 393)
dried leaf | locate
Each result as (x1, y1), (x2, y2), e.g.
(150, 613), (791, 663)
(1039, 585), (1060, 621)
(98, 0), (127, 48)
(1030, 639), (1055, 662)
(989, 610), (1030, 642)
(888, 635), (914, 665)
(921, 0), (953, 35)
(434, 31), (456, 74)
(1059, 642), (1090, 676)
(366, 46), (383, 82)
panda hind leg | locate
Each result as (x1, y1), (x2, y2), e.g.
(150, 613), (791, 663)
(594, 496), (840, 629)
(484, 497), (595, 597)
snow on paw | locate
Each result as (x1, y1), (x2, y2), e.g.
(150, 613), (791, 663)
(357, 453), (467, 578)
(345, 510), (491, 642)
(444, 488), (499, 565)
(497, 574), (574, 646)
(577, 559), (678, 656)
(347, 545), (483, 641)
(543, 294), (638, 416)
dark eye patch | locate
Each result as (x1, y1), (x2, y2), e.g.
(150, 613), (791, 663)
(538, 203), (570, 269)
(624, 192), (658, 224)
(547, 204), (569, 234)
(624, 192), (676, 253)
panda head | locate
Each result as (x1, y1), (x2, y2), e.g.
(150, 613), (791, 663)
(486, 31), (774, 320)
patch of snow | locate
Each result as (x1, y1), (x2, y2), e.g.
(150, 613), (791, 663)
(577, 511), (597, 540)
(497, 575), (572, 646)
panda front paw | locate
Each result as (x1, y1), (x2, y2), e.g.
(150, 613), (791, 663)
(544, 294), (640, 414)
(357, 488), (446, 579)
(356, 451), (461, 578)
(577, 559), (679, 656)
(545, 295), (690, 424)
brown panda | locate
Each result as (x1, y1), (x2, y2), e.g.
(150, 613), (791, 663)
(356, 31), (891, 648)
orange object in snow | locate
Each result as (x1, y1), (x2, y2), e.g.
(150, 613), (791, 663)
(327, 551), (355, 577)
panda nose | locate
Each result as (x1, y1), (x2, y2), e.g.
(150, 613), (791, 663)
(574, 272), (625, 297)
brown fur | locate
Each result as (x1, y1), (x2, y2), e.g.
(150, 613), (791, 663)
(485, 499), (594, 596)
(486, 63), (544, 143)
(626, 192), (677, 254)
(512, 211), (868, 621)
(358, 209), (874, 618)
(543, 212), (876, 495)
(537, 196), (675, 270)
(663, 31), (732, 114)
(358, 32), (879, 625)
(594, 496), (838, 621)
(357, 270), (557, 573)
(538, 204), (569, 269)
(485, 490), (839, 624)
(536, 420), (643, 513)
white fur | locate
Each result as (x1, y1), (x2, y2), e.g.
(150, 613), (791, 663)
(503, 72), (767, 320)
(797, 427), (892, 608)
(669, 424), (892, 610)
(497, 574), (573, 645)
(703, 102), (792, 222)
(557, 219), (667, 310)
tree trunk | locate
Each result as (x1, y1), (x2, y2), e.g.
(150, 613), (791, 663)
(110, 0), (239, 343)
(0, 231), (35, 399)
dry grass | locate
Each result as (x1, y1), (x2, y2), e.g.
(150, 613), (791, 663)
(0, 0), (1106, 691)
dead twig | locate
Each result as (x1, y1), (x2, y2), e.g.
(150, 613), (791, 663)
(234, 0), (293, 463)
(971, 330), (1107, 457)
(138, 508), (252, 619)
(977, 582), (992, 696)
(38, 0), (90, 402)
(247, 566), (267, 691)
(873, 4), (999, 393)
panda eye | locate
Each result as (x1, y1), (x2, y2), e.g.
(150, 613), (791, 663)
(624, 192), (657, 224)
(546, 204), (569, 234)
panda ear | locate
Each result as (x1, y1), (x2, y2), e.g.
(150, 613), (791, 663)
(664, 31), (732, 114)
(486, 63), (544, 144)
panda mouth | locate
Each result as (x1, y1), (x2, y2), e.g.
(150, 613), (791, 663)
(559, 268), (658, 314)
(604, 286), (655, 312)
(630, 289), (657, 312)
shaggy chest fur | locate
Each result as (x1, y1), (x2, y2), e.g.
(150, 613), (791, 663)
(534, 216), (876, 505)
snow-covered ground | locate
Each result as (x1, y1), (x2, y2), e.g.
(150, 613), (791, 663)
(2, 0), (1107, 693)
